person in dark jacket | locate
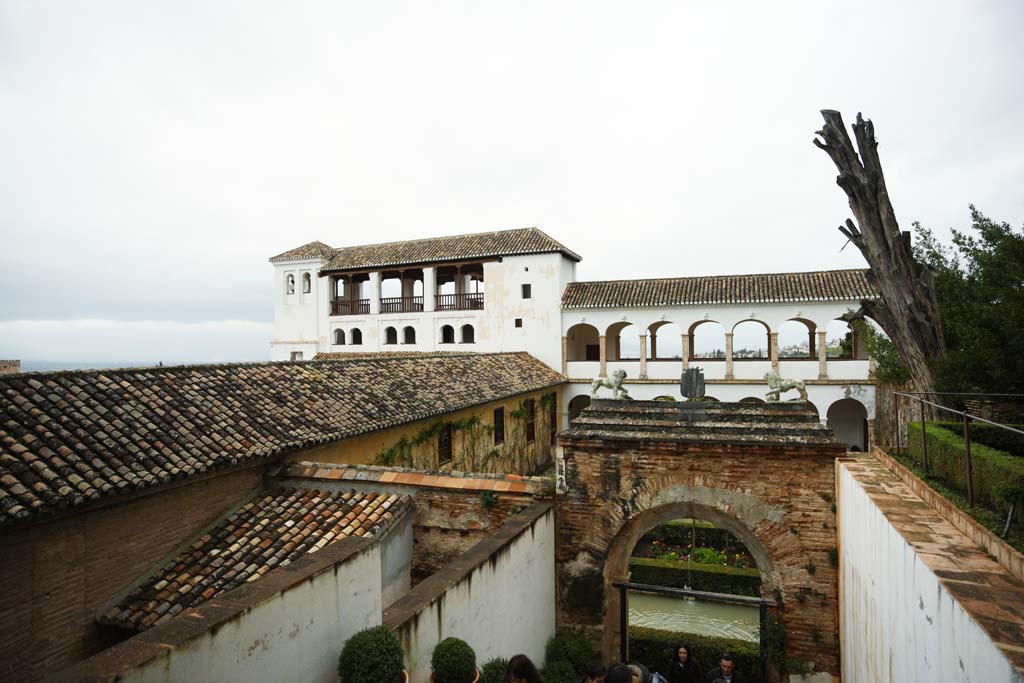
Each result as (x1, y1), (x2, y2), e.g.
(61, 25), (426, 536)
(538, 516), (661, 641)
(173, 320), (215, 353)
(578, 661), (606, 683)
(505, 655), (542, 683)
(703, 653), (745, 683)
(667, 642), (701, 683)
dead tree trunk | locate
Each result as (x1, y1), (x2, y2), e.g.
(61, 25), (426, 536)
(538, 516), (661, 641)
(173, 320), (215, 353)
(813, 110), (945, 403)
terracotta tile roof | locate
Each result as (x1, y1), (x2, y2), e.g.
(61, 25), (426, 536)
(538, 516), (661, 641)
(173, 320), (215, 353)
(316, 227), (581, 273)
(268, 240), (334, 262)
(314, 350), (472, 360)
(561, 269), (877, 308)
(0, 353), (564, 525)
(99, 487), (411, 631)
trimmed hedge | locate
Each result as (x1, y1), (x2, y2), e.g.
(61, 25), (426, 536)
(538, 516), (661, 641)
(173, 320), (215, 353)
(480, 658), (508, 683)
(639, 521), (739, 551)
(545, 631), (593, 672)
(629, 557), (761, 597)
(628, 626), (758, 680)
(933, 421), (1024, 458)
(906, 422), (1024, 510)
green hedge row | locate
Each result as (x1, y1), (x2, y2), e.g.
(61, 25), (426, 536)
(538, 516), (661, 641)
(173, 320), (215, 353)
(628, 626), (758, 680)
(906, 422), (1024, 510)
(639, 521), (740, 551)
(629, 558), (760, 597)
(932, 421), (1024, 458)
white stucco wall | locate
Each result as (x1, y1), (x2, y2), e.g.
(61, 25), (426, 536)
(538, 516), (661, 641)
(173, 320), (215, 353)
(271, 257), (328, 361)
(121, 544), (383, 683)
(394, 506), (556, 683)
(838, 464), (1021, 682)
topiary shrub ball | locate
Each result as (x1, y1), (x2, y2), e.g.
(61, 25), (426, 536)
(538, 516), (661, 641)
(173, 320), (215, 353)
(431, 637), (478, 683)
(541, 660), (577, 683)
(339, 625), (405, 683)
(545, 631), (593, 672)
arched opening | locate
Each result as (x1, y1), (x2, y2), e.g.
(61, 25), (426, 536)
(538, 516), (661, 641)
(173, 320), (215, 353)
(384, 327), (398, 345)
(301, 272), (311, 294)
(689, 321), (726, 360)
(732, 320), (769, 360)
(778, 319), (815, 359)
(440, 325), (455, 344)
(566, 323), (600, 362)
(285, 274), (295, 295)
(826, 398), (869, 451)
(403, 326), (416, 344)
(568, 395), (591, 422)
(649, 322), (683, 360)
(333, 329), (346, 346)
(607, 322), (645, 360)
(603, 499), (776, 664)
(460, 324), (475, 344)
(350, 328), (363, 345)
(739, 396), (765, 404)
(825, 320), (855, 359)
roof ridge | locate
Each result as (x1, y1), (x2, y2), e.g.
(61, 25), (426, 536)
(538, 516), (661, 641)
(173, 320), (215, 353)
(568, 268), (871, 287)
(327, 226), (540, 253)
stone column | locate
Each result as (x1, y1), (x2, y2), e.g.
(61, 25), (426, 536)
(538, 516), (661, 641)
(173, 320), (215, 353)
(561, 335), (568, 376)
(817, 330), (828, 379)
(725, 332), (734, 379)
(650, 332), (658, 360)
(769, 332), (779, 372)
(681, 334), (690, 370)
(423, 266), (436, 312)
(639, 334), (648, 379)
(368, 271), (381, 315)
(599, 335), (607, 378)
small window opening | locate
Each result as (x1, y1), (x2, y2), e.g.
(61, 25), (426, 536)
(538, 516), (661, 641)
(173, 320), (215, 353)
(524, 399), (536, 443)
(286, 274), (296, 295)
(438, 424), (453, 466)
(334, 329), (346, 345)
(385, 327), (398, 345)
(351, 328), (363, 345)
(515, 318), (523, 328)
(441, 325), (455, 344)
(494, 407), (505, 445)
(302, 272), (311, 294)
(461, 324), (475, 344)
(403, 326), (416, 344)
(521, 284), (532, 299)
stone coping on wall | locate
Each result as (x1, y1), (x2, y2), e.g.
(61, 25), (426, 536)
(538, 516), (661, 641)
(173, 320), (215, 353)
(840, 456), (1024, 675)
(47, 536), (378, 683)
(271, 461), (553, 496)
(382, 501), (554, 629)
(871, 445), (1024, 582)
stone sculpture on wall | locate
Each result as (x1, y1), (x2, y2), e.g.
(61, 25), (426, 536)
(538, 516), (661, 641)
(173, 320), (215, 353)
(591, 369), (631, 400)
(764, 371), (808, 402)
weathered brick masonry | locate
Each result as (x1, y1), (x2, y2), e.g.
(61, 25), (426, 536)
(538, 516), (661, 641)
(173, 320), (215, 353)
(555, 400), (844, 675)
(0, 467), (262, 682)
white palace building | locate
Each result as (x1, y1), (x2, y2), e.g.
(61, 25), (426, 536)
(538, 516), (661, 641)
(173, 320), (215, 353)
(270, 227), (877, 450)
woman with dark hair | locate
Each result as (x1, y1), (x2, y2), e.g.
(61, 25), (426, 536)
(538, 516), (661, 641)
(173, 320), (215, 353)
(667, 643), (701, 683)
(505, 654), (542, 683)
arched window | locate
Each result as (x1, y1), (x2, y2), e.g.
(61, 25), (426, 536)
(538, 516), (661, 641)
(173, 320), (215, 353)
(350, 328), (363, 345)
(333, 329), (346, 345)
(732, 320), (769, 360)
(384, 327), (398, 345)
(440, 325), (455, 344)
(301, 272), (311, 294)
(779, 319), (815, 359)
(566, 323), (600, 361)
(825, 320), (855, 359)
(286, 274), (295, 295)
(689, 321), (726, 359)
(648, 322), (683, 359)
(606, 322), (643, 360)
(403, 326), (416, 344)
(460, 324), (475, 344)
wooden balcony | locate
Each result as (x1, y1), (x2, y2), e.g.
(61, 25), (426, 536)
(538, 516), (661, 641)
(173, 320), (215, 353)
(436, 293), (484, 311)
(330, 299), (370, 316)
(380, 296), (425, 313)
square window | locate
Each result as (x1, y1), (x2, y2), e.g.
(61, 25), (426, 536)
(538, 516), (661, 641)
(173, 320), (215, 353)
(290, 351), (304, 361)
(521, 284), (532, 299)
(515, 318), (523, 328)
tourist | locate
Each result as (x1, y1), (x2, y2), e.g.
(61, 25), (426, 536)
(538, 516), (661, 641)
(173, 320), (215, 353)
(505, 655), (542, 683)
(579, 661), (606, 683)
(667, 643), (701, 683)
(605, 664), (633, 683)
(703, 653), (744, 683)
(626, 662), (652, 683)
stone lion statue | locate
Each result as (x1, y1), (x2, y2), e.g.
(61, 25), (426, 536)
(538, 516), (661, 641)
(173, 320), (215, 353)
(764, 371), (808, 402)
(591, 368), (632, 400)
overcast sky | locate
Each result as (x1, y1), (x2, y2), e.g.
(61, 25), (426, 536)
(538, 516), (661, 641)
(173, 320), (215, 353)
(2, 1), (1022, 365)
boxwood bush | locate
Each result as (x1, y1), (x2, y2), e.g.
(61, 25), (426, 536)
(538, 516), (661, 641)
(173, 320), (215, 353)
(541, 660), (578, 683)
(545, 631), (593, 672)
(432, 638), (477, 683)
(628, 626), (758, 679)
(906, 422), (1024, 510)
(479, 658), (507, 683)
(932, 421), (1024, 458)
(629, 557), (761, 596)
(338, 626), (405, 683)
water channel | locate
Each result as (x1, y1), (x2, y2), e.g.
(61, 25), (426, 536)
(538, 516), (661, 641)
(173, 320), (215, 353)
(628, 592), (760, 642)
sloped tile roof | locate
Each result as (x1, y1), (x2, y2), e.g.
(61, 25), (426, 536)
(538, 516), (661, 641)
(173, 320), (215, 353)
(315, 227), (581, 273)
(314, 350), (472, 360)
(561, 269), (877, 308)
(0, 353), (564, 525)
(99, 487), (411, 631)
(268, 240), (334, 262)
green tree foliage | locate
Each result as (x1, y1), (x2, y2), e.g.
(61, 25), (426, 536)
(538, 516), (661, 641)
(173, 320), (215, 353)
(912, 207), (1024, 394)
(431, 638), (477, 683)
(338, 626), (405, 683)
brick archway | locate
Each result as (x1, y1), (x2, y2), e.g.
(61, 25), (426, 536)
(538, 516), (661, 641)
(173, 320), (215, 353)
(555, 399), (844, 675)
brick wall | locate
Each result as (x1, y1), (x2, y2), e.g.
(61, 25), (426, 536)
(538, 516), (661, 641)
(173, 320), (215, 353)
(0, 467), (262, 682)
(556, 439), (841, 675)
